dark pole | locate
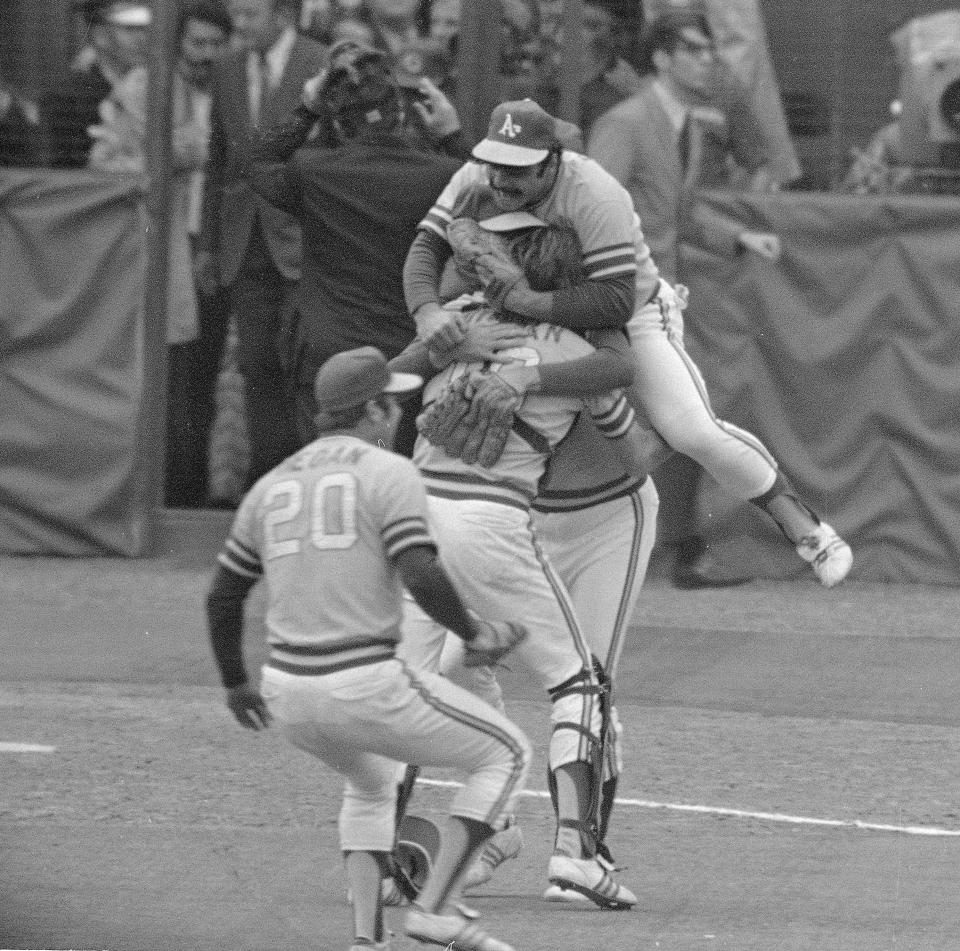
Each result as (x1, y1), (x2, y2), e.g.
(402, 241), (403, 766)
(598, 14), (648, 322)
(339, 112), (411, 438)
(138, 0), (178, 549)
(456, 0), (502, 145)
(558, 0), (585, 124)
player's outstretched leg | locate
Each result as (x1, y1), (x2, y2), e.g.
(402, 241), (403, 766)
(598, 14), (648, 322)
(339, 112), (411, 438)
(750, 474), (853, 587)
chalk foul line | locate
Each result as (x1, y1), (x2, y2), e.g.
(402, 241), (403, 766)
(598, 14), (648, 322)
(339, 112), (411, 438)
(415, 777), (960, 838)
(0, 742), (56, 753)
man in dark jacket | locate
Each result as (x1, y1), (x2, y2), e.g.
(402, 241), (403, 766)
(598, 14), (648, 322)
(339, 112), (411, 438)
(244, 40), (465, 456)
(199, 0), (327, 486)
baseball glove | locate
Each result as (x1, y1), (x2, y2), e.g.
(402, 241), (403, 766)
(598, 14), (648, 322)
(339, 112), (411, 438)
(417, 373), (475, 449)
(463, 616), (528, 667)
(417, 369), (523, 468)
(456, 369), (524, 467)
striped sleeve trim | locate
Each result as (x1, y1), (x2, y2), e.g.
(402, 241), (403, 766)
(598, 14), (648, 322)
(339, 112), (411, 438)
(419, 204), (454, 239)
(217, 535), (262, 579)
(383, 516), (435, 558)
(591, 396), (635, 439)
(583, 242), (637, 277)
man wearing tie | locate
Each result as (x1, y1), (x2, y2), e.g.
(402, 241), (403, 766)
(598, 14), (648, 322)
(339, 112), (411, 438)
(588, 10), (853, 591)
(200, 0), (326, 487)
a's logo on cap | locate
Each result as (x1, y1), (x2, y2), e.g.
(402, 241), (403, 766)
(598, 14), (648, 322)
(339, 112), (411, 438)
(498, 114), (522, 138)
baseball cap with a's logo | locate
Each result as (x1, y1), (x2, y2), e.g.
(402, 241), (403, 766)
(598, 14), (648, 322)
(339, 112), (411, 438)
(472, 99), (559, 167)
(313, 346), (422, 419)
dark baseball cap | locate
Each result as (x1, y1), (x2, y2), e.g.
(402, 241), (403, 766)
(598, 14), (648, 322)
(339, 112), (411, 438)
(472, 99), (560, 167)
(313, 347), (422, 416)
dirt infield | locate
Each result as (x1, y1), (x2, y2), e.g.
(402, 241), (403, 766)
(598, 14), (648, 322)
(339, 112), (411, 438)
(2, 528), (960, 951)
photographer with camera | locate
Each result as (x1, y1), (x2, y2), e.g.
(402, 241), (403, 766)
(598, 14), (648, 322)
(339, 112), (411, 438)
(243, 40), (467, 456)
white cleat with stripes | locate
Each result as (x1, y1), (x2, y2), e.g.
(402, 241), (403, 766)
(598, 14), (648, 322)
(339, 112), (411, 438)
(546, 854), (636, 910)
(796, 522), (853, 588)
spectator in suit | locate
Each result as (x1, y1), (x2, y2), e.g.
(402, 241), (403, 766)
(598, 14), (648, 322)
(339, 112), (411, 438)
(589, 10), (803, 588)
(43, 0), (151, 168)
(590, 10), (777, 286)
(199, 0), (327, 487)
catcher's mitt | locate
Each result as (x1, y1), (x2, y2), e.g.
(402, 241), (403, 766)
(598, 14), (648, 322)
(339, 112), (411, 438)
(417, 369), (523, 468)
(464, 616), (528, 667)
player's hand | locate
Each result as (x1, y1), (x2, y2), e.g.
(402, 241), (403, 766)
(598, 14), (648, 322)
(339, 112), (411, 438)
(463, 616), (528, 667)
(226, 682), (272, 730)
(433, 314), (528, 365)
(413, 301), (450, 337)
(738, 230), (781, 262)
(410, 77), (461, 140)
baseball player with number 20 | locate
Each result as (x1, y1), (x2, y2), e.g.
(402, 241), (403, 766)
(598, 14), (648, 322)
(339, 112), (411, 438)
(205, 346), (531, 951)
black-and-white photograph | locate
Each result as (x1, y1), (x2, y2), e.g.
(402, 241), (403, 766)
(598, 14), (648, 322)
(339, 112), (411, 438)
(2, 2), (959, 949)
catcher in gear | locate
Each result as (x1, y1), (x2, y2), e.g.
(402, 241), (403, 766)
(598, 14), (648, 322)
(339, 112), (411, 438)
(399, 206), (668, 904)
(393, 210), (660, 909)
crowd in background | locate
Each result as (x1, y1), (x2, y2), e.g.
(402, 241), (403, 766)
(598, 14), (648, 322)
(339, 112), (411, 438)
(0, 0), (928, 514)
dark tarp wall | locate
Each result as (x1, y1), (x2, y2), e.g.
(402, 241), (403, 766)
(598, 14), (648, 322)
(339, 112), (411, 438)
(2, 174), (960, 582)
(666, 190), (960, 584)
(0, 169), (149, 556)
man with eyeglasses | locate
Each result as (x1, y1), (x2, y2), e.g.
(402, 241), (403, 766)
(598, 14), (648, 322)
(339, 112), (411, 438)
(586, 11), (853, 591)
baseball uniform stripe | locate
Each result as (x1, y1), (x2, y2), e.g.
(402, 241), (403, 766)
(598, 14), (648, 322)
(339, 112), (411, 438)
(528, 513), (592, 670)
(532, 473), (645, 512)
(218, 538), (262, 578)
(605, 489), (645, 676)
(400, 661), (529, 824)
(267, 649), (396, 676)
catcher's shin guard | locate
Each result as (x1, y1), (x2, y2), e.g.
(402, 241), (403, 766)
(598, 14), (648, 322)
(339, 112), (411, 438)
(547, 666), (604, 856)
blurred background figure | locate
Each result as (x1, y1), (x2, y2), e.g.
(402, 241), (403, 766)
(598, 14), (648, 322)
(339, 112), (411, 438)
(842, 99), (913, 195)
(367, 0), (420, 58)
(578, 0), (643, 138)
(199, 0), (326, 491)
(86, 0), (233, 508)
(0, 73), (47, 167)
(43, 0), (151, 168)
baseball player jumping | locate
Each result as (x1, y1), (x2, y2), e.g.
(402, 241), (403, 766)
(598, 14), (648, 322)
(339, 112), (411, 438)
(204, 346), (531, 951)
(405, 98), (853, 592)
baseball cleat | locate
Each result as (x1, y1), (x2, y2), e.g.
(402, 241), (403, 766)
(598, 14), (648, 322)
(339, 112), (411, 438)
(405, 907), (515, 951)
(462, 822), (523, 890)
(547, 854), (636, 910)
(796, 522), (853, 588)
(543, 883), (593, 904)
